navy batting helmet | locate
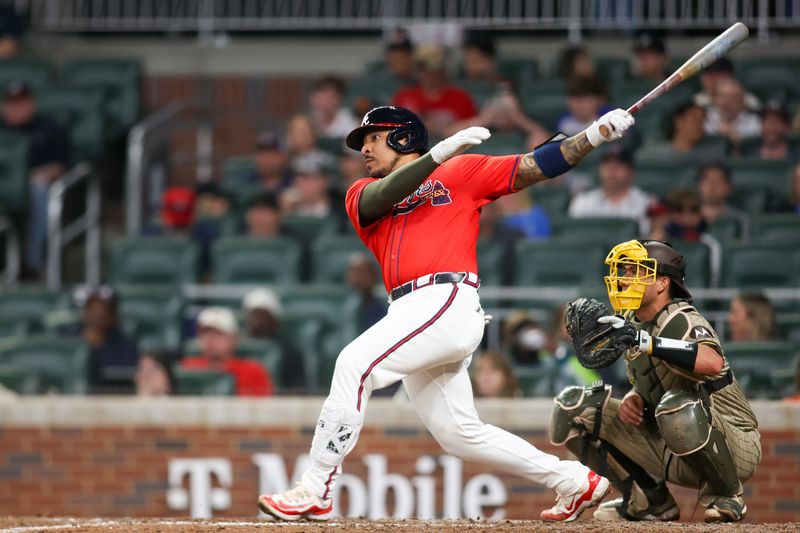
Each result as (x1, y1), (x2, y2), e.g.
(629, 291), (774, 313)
(346, 106), (428, 154)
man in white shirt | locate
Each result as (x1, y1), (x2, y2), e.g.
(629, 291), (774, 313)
(309, 76), (359, 138)
(568, 147), (651, 234)
(704, 78), (761, 143)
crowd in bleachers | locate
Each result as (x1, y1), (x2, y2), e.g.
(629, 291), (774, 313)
(1, 23), (800, 400)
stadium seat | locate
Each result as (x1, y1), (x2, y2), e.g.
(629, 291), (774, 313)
(212, 236), (301, 285)
(115, 285), (184, 352)
(477, 238), (508, 287)
(671, 240), (711, 288)
(519, 79), (567, 130)
(531, 184), (571, 219)
(469, 132), (526, 156)
(727, 158), (794, 197)
(0, 336), (89, 394)
(0, 131), (29, 215)
(236, 337), (285, 389)
(346, 75), (403, 107)
(173, 368), (236, 396)
(497, 57), (539, 86)
(317, 137), (346, 158)
(0, 286), (70, 336)
(633, 160), (697, 197)
(594, 57), (630, 84)
(310, 235), (371, 284)
(60, 58), (142, 137)
(721, 243), (797, 288)
(724, 341), (799, 399)
(36, 85), (107, 162)
(0, 57), (53, 91)
(109, 237), (199, 287)
(514, 240), (607, 288)
(751, 214), (800, 242)
(456, 79), (498, 107)
(729, 188), (770, 215)
(281, 215), (340, 247)
(550, 217), (640, 246)
(0, 366), (41, 395)
(739, 58), (800, 103)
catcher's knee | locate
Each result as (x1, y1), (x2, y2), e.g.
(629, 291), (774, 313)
(655, 389), (710, 455)
(549, 381), (612, 446)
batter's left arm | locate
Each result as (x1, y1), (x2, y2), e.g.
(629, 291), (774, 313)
(513, 132), (594, 190)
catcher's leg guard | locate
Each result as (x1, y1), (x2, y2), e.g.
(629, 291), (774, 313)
(655, 389), (742, 499)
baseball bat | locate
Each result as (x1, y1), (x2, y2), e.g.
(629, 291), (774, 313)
(599, 21), (749, 138)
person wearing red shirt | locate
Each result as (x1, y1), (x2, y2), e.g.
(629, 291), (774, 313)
(182, 307), (273, 397)
(259, 105), (634, 522)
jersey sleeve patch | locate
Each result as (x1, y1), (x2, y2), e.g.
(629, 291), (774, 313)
(691, 325), (715, 341)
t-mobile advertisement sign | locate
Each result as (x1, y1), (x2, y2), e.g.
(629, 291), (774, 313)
(167, 454), (507, 519)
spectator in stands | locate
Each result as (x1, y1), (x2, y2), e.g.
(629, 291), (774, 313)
(461, 32), (500, 82)
(785, 359), (800, 402)
(393, 45), (477, 137)
(2, 81), (70, 278)
(727, 293), (777, 342)
(557, 46), (596, 81)
(662, 188), (707, 242)
(339, 149), (366, 190)
(135, 351), (175, 397)
(494, 190), (551, 240)
(637, 102), (727, 163)
(472, 350), (519, 398)
(693, 58), (760, 111)
(383, 30), (416, 85)
(503, 312), (548, 366)
(555, 75), (611, 135)
(280, 156), (346, 226)
(790, 164), (800, 214)
(744, 102), (799, 161)
(77, 286), (139, 394)
(697, 162), (749, 230)
(193, 182), (231, 276)
(0, 6), (23, 59)
(242, 288), (305, 392)
(568, 147), (651, 234)
(309, 76), (358, 139)
(245, 192), (283, 239)
(632, 33), (669, 82)
(285, 114), (336, 172)
(646, 198), (671, 241)
(182, 307), (274, 396)
(237, 130), (291, 193)
(154, 186), (195, 235)
(344, 253), (387, 337)
(705, 78), (761, 143)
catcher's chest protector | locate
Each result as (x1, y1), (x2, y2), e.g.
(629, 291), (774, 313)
(626, 300), (701, 410)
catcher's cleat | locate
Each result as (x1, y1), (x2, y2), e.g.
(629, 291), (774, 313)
(593, 496), (680, 521)
(257, 484), (332, 521)
(704, 496), (746, 523)
(540, 470), (610, 522)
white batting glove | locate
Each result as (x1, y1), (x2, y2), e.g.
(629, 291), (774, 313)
(585, 108), (635, 147)
(429, 127), (491, 164)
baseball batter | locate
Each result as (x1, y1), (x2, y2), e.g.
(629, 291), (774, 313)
(258, 105), (635, 521)
(551, 240), (760, 523)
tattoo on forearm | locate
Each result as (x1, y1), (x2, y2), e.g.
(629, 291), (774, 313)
(513, 131), (595, 190)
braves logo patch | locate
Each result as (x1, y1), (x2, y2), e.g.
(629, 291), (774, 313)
(393, 179), (452, 215)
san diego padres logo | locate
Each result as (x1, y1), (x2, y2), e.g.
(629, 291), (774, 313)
(393, 179), (452, 216)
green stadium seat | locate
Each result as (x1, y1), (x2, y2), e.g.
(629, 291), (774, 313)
(456, 79), (498, 107)
(317, 137), (346, 157)
(346, 75), (404, 107)
(751, 214), (800, 242)
(514, 365), (552, 397)
(721, 243), (797, 288)
(36, 85), (107, 162)
(0, 58), (53, 91)
(279, 285), (351, 324)
(0, 286), (70, 335)
(739, 58), (800, 103)
(777, 313), (800, 345)
(221, 156), (256, 183)
(310, 235), (371, 284)
(469, 132), (526, 156)
(729, 188), (770, 215)
(724, 341), (799, 399)
(498, 57), (539, 86)
(519, 79), (567, 130)
(708, 215), (743, 243)
(236, 337), (284, 388)
(0, 336), (89, 393)
(531, 184), (570, 219)
(727, 158), (794, 197)
(109, 237), (199, 287)
(633, 160), (697, 197)
(0, 366), (41, 394)
(670, 240), (711, 288)
(477, 238), (508, 287)
(60, 58), (142, 137)
(174, 368), (235, 396)
(594, 57), (630, 84)
(281, 312), (327, 392)
(212, 237), (301, 285)
(0, 131), (29, 215)
(115, 285), (184, 352)
(281, 215), (340, 247)
(514, 240), (606, 288)
(550, 217), (640, 246)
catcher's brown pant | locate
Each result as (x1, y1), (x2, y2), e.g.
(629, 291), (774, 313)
(581, 398), (761, 488)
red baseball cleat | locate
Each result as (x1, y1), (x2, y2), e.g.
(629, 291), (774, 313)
(257, 484), (333, 521)
(540, 471), (610, 522)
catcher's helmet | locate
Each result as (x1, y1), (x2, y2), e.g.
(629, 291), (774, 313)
(346, 106), (428, 154)
(603, 239), (691, 312)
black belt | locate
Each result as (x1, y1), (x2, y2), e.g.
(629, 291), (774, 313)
(703, 369), (734, 394)
(389, 272), (479, 303)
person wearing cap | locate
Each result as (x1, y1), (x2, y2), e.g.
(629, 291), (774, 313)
(556, 75), (613, 135)
(693, 58), (760, 112)
(392, 45), (478, 137)
(245, 192), (284, 239)
(309, 75), (358, 139)
(235, 129), (292, 194)
(705, 78), (761, 143)
(150, 186), (195, 235)
(746, 103), (799, 161)
(182, 307), (274, 396)
(242, 288), (305, 392)
(550, 239), (759, 523)
(568, 146), (652, 234)
(461, 32), (500, 83)
(636, 101), (727, 164)
(383, 29), (416, 85)
(2, 80), (70, 277)
(632, 33), (669, 82)
(280, 156), (346, 225)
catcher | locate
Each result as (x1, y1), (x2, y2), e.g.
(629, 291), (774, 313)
(550, 239), (760, 523)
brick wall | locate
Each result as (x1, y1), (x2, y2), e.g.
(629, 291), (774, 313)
(0, 398), (797, 522)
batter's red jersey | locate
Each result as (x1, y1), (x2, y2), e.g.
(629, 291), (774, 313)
(345, 154), (522, 292)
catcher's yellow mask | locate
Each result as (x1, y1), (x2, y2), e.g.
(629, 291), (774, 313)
(604, 240), (658, 312)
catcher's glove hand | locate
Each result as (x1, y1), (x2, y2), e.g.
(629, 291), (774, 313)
(565, 298), (638, 369)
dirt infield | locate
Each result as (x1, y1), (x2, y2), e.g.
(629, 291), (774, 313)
(1, 518), (797, 533)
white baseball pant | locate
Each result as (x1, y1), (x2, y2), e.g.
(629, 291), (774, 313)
(301, 275), (590, 501)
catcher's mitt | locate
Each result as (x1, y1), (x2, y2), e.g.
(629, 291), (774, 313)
(565, 297), (637, 369)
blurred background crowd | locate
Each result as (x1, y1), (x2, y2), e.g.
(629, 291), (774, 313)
(0, 1), (799, 403)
